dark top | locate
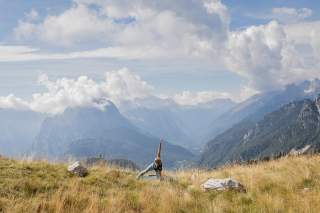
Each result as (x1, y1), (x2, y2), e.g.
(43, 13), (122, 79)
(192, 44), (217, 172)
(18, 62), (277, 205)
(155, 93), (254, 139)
(153, 161), (162, 172)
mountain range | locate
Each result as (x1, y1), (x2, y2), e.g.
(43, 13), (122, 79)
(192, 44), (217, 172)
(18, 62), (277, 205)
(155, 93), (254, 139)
(1, 79), (320, 168)
(120, 97), (235, 150)
(199, 95), (320, 167)
(204, 79), (320, 142)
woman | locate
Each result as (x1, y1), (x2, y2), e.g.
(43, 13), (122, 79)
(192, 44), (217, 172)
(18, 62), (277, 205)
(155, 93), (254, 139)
(136, 140), (163, 179)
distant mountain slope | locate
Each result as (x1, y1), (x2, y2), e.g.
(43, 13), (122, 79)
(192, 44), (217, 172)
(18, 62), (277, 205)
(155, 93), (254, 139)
(122, 106), (190, 147)
(199, 96), (320, 167)
(121, 97), (235, 149)
(0, 109), (44, 157)
(33, 101), (194, 168)
(205, 79), (320, 142)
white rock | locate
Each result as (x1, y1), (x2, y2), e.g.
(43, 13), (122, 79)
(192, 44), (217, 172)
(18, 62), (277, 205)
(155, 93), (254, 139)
(201, 178), (245, 192)
(68, 161), (88, 177)
(303, 187), (310, 192)
(289, 145), (311, 156)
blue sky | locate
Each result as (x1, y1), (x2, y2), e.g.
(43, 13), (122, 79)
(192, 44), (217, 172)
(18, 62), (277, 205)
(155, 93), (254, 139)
(0, 0), (319, 112)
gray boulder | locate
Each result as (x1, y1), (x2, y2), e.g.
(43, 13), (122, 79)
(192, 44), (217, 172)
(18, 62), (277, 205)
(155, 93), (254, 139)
(201, 178), (246, 192)
(67, 161), (88, 177)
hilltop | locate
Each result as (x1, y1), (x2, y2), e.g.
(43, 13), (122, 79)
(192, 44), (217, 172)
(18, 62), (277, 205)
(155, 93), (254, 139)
(0, 155), (320, 212)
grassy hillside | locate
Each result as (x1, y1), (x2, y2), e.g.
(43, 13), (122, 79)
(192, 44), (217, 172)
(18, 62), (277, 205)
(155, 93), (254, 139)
(1, 155), (320, 213)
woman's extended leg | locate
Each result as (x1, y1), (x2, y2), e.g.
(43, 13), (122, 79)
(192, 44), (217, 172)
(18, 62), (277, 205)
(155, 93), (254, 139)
(136, 163), (154, 179)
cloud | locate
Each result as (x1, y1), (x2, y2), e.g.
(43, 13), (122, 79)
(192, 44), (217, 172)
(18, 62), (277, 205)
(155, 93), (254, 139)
(30, 73), (108, 114)
(269, 7), (312, 24)
(251, 7), (313, 24)
(13, 0), (229, 59)
(28, 67), (154, 114)
(7, 1), (320, 97)
(284, 21), (320, 55)
(225, 20), (320, 91)
(1, 68), (153, 113)
(173, 90), (233, 106)
(0, 94), (30, 110)
(238, 86), (260, 102)
(0, 68), (236, 113)
(103, 68), (154, 102)
(225, 21), (286, 90)
(25, 9), (39, 21)
(14, 4), (114, 46)
(0, 45), (172, 62)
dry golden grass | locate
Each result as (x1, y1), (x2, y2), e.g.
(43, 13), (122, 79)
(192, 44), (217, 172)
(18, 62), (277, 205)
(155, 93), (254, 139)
(1, 155), (320, 213)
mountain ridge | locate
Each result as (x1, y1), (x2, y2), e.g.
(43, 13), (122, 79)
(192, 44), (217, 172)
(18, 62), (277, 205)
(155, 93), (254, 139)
(204, 79), (320, 143)
(199, 95), (320, 167)
(32, 102), (194, 168)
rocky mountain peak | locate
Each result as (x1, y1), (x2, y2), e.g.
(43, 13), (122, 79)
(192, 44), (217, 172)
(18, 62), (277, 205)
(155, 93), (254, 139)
(315, 94), (320, 113)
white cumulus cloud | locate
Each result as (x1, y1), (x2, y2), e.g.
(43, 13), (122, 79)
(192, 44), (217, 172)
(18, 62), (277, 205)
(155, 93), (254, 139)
(13, 0), (229, 59)
(225, 20), (320, 91)
(0, 68), (237, 113)
(15, 4), (114, 46)
(0, 68), (154, 113)
(28, 67), (154, 114)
